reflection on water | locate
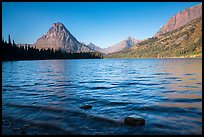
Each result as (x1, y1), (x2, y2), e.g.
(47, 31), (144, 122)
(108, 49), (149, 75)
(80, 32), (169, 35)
(2, 58), (202, 135)
(156, 59), (202, 92)
(158, 102), (202, 110)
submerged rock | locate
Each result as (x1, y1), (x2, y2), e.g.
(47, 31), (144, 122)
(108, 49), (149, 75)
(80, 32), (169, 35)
(12, 128), (18, 132)
(80, 104), (92, 109)
(20, 130), (27, 134)
(23, 124), (31, 128)
(124, 115), (145, 126)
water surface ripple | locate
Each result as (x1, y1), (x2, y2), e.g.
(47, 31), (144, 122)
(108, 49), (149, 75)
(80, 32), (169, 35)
(2, 58), (202, 135)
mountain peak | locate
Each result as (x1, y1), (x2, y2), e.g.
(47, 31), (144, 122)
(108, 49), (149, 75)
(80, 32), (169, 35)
(126, 36), (137, 41)
(101, 37), (141, 54)
(154, 3), (202, 37)
(52, 22), (64, 27)
(34, 22), (93, 53)
(125, 37), (140, 43)
(127, 36), (133, 40)
(50, 22), (68, 33)
(47, 22), (71, 37)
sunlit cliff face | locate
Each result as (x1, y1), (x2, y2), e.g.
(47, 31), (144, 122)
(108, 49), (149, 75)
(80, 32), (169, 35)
(33, 22), (93, 53)
(154, 3), (202, 37)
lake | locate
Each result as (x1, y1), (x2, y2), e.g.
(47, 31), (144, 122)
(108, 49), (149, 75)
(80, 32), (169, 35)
(2, 58), (202, 135)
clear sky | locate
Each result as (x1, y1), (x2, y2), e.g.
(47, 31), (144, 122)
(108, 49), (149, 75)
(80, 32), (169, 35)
(2, 2), (201, 48)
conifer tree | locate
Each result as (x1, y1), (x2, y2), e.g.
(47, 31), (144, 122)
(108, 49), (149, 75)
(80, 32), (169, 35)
(12, 40), (16, 46)
(8, 34), (12, 46)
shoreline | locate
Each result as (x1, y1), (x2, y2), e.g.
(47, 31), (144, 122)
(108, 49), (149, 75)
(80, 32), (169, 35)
(2, 56), (202, 62)
(104, 57), (202, 59)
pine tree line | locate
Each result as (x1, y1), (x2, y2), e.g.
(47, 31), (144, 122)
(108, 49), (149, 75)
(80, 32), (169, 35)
(2, 35), (103, 61)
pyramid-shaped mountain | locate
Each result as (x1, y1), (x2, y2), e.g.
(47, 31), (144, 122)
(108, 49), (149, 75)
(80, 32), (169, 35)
(33, 22), (93, 53)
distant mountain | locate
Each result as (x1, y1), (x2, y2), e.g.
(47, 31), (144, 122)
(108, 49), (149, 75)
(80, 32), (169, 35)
(102, 37), (141, 54)
(33, 22), (93, 53)
(31, 23), (143, 55)
(86, 43), (104, 53)
(154, 3), (202, 37)
(106, 16), (202, 58)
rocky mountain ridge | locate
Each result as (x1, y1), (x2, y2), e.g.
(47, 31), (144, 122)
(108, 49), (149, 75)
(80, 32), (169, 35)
(32, 3), (202, 56)
(101, 37), (141, 54)
(107, 16), (202, 58)
(33, 22), (140, 54)
(33, 22), (93, 53)
(154, 3), (202, 37)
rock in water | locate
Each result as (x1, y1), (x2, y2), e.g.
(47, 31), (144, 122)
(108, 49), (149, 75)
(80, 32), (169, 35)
(80, 104), (92, 109)
(124, 115), (145, 126)
(20, 130), (27, 135)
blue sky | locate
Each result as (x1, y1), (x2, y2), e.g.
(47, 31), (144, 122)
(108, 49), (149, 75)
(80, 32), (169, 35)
(2, 2), (201, 48)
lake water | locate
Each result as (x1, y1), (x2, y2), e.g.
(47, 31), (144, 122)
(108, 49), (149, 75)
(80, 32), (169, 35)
(2, 58), (202, 135)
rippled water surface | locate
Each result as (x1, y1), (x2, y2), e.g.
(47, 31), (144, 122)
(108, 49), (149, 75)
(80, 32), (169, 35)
(2, 58), (202, 135)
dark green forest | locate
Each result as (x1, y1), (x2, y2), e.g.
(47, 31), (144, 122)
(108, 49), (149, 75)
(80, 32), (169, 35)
(2, 35), (103, 61)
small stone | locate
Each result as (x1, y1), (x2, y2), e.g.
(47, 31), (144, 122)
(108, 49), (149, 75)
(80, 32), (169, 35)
(12, 128), (18, 132)
(4, 121), (9, 125)
(20, 130), (27, 134)
(80, 104), (92, 109)
(23, 124), (30, 128)
(124, 115), (145, 126)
